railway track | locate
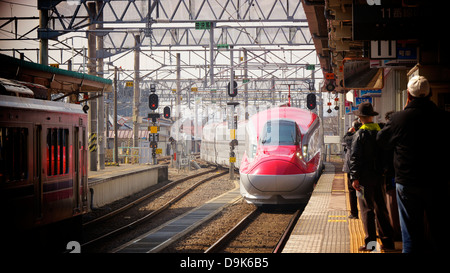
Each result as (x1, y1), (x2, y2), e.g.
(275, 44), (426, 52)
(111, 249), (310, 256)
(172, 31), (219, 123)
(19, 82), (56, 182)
(204, 205), (303, 253)
(82, 167), (216, 228)
(81, 167), (229, 252)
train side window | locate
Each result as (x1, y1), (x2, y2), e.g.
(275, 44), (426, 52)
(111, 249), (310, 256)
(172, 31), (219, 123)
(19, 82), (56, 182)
(0, 127), (28, 183)
(46, 128), (69, 176)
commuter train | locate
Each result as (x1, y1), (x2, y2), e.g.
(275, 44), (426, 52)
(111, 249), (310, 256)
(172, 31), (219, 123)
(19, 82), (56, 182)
(201, 106), (323, 205)
(0, 88), (88, 250)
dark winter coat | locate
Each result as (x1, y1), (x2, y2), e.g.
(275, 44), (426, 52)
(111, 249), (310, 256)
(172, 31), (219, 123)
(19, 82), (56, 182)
(349, 123), (383, 186)
(376, 98), (450, 186)
(342, 132), (355, 173)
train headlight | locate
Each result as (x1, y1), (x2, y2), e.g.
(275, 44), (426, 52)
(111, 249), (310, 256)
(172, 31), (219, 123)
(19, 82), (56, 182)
(302, 145), (308, 160)
(296, 152), (302, 159)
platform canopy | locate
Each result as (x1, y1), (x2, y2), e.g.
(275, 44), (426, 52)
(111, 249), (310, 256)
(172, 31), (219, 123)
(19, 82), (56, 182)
(0, 53), (112, 100)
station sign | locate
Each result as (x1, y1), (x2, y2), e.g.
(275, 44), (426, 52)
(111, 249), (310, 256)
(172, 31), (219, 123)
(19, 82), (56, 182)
(397, 46), (417, 60)
(195, 21), (211, 30)
(360, 89), (382, 97)
(355, 97), (372, 106)
(352, 1), (432, 40)
(346, 106), (359, 115)
(370, 40), (396, 59)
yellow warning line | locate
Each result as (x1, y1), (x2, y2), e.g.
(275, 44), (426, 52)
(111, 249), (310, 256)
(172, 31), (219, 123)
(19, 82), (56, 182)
(345, 174), (388, 253)
(345, 174), (366, 253)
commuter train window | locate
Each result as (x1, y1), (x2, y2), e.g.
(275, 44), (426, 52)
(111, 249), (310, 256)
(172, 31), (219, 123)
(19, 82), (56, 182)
(47, 128), (69, 176)
(0, 127), (28, 183)
(260, 119), (299, 146)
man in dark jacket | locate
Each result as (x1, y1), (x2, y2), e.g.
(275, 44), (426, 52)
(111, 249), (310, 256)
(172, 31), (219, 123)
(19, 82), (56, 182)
(377, 75), (449, 253)
(349, 102), (395, 251)
(342, 119), (361, 219)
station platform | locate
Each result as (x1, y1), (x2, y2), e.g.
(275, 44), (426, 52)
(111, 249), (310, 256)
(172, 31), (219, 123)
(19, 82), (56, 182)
(88, 164), (168, 209)
(283, 160), (402, 253)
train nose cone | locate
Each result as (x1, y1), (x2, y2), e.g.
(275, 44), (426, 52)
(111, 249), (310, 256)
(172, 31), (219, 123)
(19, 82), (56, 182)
(250, 159), (301, 175)
(244, 159), (305, 192)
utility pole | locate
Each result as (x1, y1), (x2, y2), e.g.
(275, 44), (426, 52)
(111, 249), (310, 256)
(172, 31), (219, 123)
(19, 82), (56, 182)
(133, 34), (140, 156)
(97, 0), (105, 169)
(87, 2), (97, 171)
(39, 8), (48, 66)
(176, 53), (181, 169)
(209, 23), (215, 86)
(243, 48), (249, 120)
(113, 66), (119, 165)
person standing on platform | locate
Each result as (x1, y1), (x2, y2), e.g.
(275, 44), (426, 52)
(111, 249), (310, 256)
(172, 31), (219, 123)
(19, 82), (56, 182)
(380, 111), (402, 241)
(377, 75), (450, 253)
(349, 102), (395, 252)
(342, 118), (361, 219)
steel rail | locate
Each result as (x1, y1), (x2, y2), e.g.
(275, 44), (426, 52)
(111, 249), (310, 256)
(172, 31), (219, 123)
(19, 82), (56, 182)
(82, 170), (227, 248)
(82, 167), (216, 228)
(204, 208), (259, 253)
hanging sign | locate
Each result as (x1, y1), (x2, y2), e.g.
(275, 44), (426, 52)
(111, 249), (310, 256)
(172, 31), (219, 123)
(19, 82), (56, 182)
(360, 89), (382, 97)
(355, 97), (373, 106)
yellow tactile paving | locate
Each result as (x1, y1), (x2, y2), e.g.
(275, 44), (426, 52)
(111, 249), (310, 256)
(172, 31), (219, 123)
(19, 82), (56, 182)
(345, 173), (389, 253)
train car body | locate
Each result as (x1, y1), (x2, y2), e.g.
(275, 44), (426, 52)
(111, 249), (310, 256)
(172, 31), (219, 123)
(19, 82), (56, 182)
(200, 106), (322, 205)
(0, 95), (88, 238)
(240, 107), (322, 205)
(201, 121), (246, 167)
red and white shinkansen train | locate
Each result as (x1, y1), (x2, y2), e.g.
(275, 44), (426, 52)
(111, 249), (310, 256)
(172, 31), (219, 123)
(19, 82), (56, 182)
(201, 106), (323, 205)
(0, 88), (88, 250)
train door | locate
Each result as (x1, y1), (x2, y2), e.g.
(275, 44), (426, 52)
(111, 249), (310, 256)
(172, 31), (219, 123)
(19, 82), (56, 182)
(81, 127), (88, 212)
(73, 126), (80, 214)
(35, 124), (43, 221)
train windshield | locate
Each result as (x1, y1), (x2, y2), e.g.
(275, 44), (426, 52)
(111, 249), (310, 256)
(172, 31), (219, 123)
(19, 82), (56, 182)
(260, 119), (300, 146)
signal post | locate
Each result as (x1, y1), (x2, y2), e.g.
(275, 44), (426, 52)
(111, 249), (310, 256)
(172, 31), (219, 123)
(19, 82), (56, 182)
(228, 46), (239, 180)
(148, 84), (159, 165)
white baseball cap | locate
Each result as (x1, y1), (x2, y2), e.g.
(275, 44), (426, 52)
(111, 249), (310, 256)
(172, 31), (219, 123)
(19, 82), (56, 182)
(407, 75), (430, 98)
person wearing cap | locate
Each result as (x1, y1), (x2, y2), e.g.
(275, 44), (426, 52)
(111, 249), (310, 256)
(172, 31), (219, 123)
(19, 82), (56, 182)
(377, 75), (449, 253)
(349, 102), (395, 252)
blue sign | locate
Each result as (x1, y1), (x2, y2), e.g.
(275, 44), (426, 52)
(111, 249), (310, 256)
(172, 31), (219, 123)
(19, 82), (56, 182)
(397, 47), (417, 60)
(355, 97), (372, 106)
(361, 89), (382, 97)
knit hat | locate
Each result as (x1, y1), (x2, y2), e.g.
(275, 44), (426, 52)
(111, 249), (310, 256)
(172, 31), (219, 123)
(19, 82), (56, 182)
(407, 75), (430, 98)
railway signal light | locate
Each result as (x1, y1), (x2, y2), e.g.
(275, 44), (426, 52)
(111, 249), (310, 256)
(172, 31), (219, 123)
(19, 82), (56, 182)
(227, 81), (238, 97)
(163, 106), (171, 119)
(149, 94), (158, 110)
(307, 93), (316, 110)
